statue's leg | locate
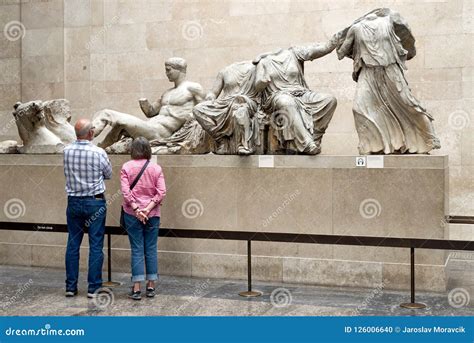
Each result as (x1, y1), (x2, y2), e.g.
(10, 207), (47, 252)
(233, 106), (253, 154)
(93, 124), (124, 149)
(93, 109), (169, 145)
(302, 92), (337, 147)
(272, 94), (317, 154)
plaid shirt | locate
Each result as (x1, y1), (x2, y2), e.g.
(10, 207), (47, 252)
(64, 140), (112, 196)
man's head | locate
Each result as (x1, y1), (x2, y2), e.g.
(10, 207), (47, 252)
(74, 118), (94, 141)
(165, 57), (187, 81)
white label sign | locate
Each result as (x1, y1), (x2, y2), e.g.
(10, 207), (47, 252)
(259, 155), (274, 168)
(367, 155), (384, 168)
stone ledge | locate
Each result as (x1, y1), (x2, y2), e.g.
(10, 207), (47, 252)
(0, 154), (448, 169)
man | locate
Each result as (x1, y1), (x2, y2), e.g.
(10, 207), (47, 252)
(63, 118), (112, 298)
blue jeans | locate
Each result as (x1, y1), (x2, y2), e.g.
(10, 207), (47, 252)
(65, 196), (106, 293)
(123, 212), (160, 282)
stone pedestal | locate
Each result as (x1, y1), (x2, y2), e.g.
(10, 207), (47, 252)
(0, 154), (449, 291)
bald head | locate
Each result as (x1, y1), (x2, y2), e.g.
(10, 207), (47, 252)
(75, 118), (93, 140)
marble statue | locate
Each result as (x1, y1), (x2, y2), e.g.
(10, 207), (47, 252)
(252, 36), (340, 155)
(193, 61), (263, 155)
(92, 57), (211, 154)
(337, 8), (441, 154)
(1, 99), (75, 154)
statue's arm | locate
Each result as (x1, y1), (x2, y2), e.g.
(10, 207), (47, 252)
(205, 72), (224, 101)
(139, 98), (161, 118)
(188, 82), (205, 104)
(336, 26), (355, 60)
(298, 30), (344, 61)
(255, 61), (270, 92)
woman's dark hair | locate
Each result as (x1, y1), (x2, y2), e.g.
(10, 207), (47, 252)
(130, 137), (151, 160)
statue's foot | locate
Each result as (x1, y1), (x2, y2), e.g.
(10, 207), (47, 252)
(237, 146), (252, 155)
(304, 142), (321, 155)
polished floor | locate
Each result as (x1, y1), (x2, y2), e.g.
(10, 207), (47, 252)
(0, 262), (473, 316)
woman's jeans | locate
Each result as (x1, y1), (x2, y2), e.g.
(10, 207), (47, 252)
(123, 212), (160, 282)
(65, 196), (106, 294)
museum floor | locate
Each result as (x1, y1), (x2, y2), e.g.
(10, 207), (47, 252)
(1, 259), (473, 317)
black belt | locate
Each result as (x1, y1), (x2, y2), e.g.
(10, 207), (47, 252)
(69, 193), (104, 199)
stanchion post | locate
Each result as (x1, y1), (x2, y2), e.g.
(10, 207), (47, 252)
(400, 247), (426, 309)
(239, 240), (262, 297)
(103, 232), (121, 287)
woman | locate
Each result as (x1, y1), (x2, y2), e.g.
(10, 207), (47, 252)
(120, 137), (166, 300)
(193, 61), (261, 155)
(252, 36), (339, 155)
(336, 8), (440, 154)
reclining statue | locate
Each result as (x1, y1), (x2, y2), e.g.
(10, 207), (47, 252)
(0, 99), (75, 154)
(193, 61), (263, 155)
(92, 57), (211, 154)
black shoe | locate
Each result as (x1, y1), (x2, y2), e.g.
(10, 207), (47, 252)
(146, 287), (156, 298)
(128, 288), (141, 300)
(65, 290), (78, 297)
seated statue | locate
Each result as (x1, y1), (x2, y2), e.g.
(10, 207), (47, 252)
(253, 35), (340, 155)
(1, 99), (75, 154)
(336, 8), (440, 154)
(193, 61), (262, 155)
(92, 57), (211, 154)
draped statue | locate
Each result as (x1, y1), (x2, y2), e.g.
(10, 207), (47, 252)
(336, 8), (441, 154)
(193, 61), (262, 155)
(252, 34), (340, 155)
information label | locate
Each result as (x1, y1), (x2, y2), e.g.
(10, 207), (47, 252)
(367, 155), (384, 168)
(259, 155), (274, 168)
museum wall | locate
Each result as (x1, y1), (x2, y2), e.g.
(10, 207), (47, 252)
(0, 1), (21, 141)
(0, 0), (472, 214)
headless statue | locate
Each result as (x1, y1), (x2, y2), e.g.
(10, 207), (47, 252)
(253, 34), (340, 155)
(193, 61), (262, 155)
(337, 8), (440, 154)
(1, 99), (75, 154)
